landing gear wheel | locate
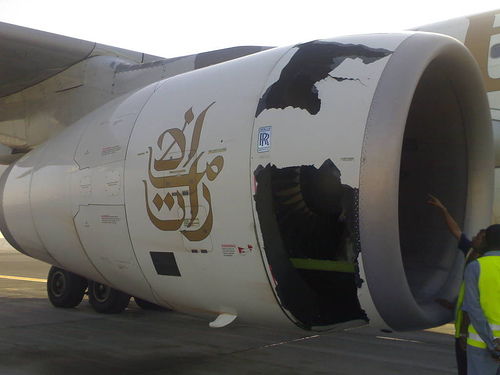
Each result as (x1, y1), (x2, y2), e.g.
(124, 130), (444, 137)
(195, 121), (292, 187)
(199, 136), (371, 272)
(134, 297), (169, 311)
(88, 281), (131, 314)
(47, 266), (88, 308)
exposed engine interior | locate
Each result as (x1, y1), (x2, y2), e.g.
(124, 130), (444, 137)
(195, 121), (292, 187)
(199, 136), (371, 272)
(254, 161), (366, 329)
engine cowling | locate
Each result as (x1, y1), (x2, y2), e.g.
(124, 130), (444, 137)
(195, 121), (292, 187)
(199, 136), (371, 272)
(0, 32), (493, 331)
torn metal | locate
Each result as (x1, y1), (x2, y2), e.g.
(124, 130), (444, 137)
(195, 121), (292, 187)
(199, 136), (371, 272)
(253, 159), (367, 329)
(256, 41), (392, 116)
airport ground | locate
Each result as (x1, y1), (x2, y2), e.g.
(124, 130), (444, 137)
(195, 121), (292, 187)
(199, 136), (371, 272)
(0, 239), (458, 375)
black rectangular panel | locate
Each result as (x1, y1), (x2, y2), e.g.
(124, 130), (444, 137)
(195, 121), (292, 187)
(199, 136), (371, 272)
(150, 252), (181, 277)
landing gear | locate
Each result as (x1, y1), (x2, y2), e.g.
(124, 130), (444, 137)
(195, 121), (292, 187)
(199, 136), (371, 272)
(47, 268), (151, 314)
(134, 297), (168, 311)
(47, 266), (88, 308)
(88, 280), (131, 314)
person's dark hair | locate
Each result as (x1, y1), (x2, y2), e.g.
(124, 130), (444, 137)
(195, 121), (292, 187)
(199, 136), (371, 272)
(486, 224), (500, 250)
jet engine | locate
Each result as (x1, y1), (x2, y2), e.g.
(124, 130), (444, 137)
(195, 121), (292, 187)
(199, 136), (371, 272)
(0, 32), (493, 332)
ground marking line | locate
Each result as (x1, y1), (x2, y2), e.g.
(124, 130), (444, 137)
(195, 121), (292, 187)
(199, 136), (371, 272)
(0, 275), (46, 283)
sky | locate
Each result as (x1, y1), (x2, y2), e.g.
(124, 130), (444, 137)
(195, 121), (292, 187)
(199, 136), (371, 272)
(0, 1), (499, 58)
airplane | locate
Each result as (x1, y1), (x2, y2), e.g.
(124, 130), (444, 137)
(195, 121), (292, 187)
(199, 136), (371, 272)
(0, 8), (498, 333)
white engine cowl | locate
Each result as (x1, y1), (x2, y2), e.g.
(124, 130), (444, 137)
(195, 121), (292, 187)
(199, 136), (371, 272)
(0, 32), (493, 331)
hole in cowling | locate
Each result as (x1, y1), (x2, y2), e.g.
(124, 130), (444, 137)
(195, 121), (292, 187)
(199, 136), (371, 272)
(254, 160), (367, 329)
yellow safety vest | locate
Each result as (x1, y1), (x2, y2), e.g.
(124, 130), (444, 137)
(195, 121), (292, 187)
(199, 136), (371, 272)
(467, 256), (500, 349)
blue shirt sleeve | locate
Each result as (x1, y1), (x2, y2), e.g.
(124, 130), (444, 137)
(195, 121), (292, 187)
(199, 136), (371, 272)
(462, 260), (496, 351)
(458, 233), (472, 256)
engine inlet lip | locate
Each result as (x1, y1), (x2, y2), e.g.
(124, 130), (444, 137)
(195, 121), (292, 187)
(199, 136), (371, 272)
(358, 32), (493, 331)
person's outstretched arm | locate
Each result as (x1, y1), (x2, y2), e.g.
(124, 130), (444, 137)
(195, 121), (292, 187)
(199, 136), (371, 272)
(428, 194), (462, 240)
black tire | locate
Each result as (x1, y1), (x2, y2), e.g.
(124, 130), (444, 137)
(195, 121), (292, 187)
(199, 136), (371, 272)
(88, 281), (130, 314)
(134, 297), (169, 311)
(47, 266), (88, 308)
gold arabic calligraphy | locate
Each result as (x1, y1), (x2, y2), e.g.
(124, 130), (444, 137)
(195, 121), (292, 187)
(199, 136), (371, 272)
(143, 102), (224, 241)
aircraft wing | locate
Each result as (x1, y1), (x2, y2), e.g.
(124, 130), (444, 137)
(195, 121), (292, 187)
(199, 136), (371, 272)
(0, 22), (267, 160)
(0, 22), (95, 99)
(0, 22), (163, 99)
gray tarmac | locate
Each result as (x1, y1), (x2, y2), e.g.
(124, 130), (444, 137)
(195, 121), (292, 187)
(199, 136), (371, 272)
(0, 239), (457, 375)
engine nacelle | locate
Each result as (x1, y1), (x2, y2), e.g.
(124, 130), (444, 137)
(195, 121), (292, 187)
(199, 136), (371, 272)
(0, 32), (493, 331)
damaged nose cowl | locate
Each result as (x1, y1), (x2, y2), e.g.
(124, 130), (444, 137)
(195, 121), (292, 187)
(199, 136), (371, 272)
(251, 33), (492, 331)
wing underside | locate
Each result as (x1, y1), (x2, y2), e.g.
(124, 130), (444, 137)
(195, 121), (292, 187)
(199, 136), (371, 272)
(0, 22), (267, 163)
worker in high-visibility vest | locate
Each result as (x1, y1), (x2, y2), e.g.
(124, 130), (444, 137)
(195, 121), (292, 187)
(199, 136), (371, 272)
(429, 194), (487, 375)
(463, 224), (500, 374)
